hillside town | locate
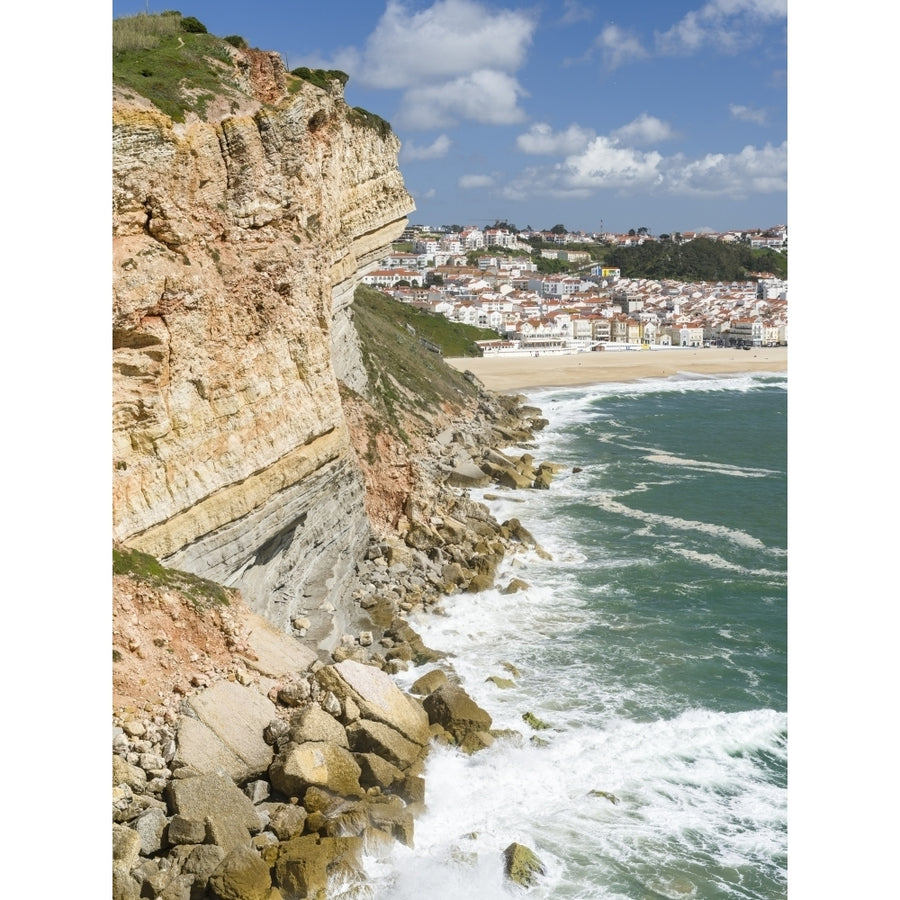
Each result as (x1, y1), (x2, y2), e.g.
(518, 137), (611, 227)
(363, 224), (788, 354)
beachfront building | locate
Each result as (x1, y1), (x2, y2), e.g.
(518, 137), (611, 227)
(663, 322), (705, 347)
(729, 316), (764, 347)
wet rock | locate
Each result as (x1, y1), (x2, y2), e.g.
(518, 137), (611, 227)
(503, 842), (546, 887)
(272, 834), (363, 900)
(422, 685), (492, 748)
(409, 668), (449, 696)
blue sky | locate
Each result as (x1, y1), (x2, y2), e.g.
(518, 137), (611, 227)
(112, 0), (787, 235)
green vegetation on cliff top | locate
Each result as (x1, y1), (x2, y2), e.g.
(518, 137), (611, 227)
(113, 12), (240, 122)
(113, 12), (382, 127)
(113, 545), (231, 608)
(349, 285), (491, 444)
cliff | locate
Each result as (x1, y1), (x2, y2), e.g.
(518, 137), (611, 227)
(112, 47), (414, 641)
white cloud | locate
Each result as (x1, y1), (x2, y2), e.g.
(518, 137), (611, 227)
(612, 114), (676, 145)
(595, 25), (648, 70)
(664, 141), (787, 196)
(655, 0), (787, 56)
(730, 104), (767, 125)
(397, 70), (528, 130)
(401, 134), (452, 162)
(459, 174), (495, 189)
(516, 123), (595, 156)
(356, 0), (536, 89)
(497, 138), (786, 202)
(560, 1), (594, 25)
(563, 137), (665, 189)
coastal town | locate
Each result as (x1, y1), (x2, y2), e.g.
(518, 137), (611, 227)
(363, 223), (788, 354)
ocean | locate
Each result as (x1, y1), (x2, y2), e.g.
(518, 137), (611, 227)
(364, 370), (787, 899)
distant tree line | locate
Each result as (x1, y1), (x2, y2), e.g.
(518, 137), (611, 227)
(605, 238), (787, 281)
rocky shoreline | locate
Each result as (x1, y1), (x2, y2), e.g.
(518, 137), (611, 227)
(113, 383), (558, 899)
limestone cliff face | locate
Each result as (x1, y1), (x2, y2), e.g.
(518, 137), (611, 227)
(112, 66), (414, 638)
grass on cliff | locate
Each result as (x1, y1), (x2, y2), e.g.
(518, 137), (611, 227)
(113, 545), (231, 608)
(350, 285), (491, 442)
(113, 12), (393, 132)
(113, 13), (244, 122)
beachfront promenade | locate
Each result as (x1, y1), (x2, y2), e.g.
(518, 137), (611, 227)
(445, 346), (787, 392)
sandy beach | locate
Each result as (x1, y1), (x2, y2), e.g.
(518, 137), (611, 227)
(445, 346), (787, 392)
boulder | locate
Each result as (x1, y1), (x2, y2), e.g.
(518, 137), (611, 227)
(269, 741), (364, 800)
(179, 681), (277, 780)
(345, 719), (426, 771)
(316, 660), (430, 747)
(497, 467), (534, 490)
(501, 578), (530, 594)
(112, 860), (140, 900)
(354, 752), (406, 790)
(113, 755), (148, 792)
(174, 717), (246, 781)
(266, 804), (308, 841)
(208, 845), (272, 900)
(180, 844), (227, 883)
(409, 668), (449, 696)
(112, 822), (142, 869)
(422, 685), (492, 747)
(272, 834), (363, 900)
(364, 794), (415, 847)
(240, 611), (318, 678)
(288, 705), (349, 748)
(167, 774), (261, 853)
(134, 807), (168, 856)
(446, 461), (492, 488)
(503, 842), (546, 887)
(167, 814), (206, 846)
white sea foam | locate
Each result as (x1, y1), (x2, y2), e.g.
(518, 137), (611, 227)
(640, 451), (778, 478)
(364, 706), (787, 899)
(667, 546), (787, 578)
(588, 493), (771, 551)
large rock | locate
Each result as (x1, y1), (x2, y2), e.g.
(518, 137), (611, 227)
(174, 717), (246, 781)
(503, 842), (546, 887)
(316, 660), (430, 747)
(446, 460), (492, 488)
(178, 681), (277, 780)
(345, 719), (426, 771)
(354, 753), (406, 790)
(409, 668), (449, 696)
(271, 834), (363, 899)
(208, 845), (272, 900)
(240, 611), (318, 677)
(112, 823), (142, 869)
(166, 774), (261, 853)
(422, 684), (492, 746)
(134, 807), (168, 856)
(496, 466), (534, 489)
(288, 704), (349, 748)
(269, 741), (364, 799)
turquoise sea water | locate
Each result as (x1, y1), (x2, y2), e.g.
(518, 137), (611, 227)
(367, 371), (787, 899)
